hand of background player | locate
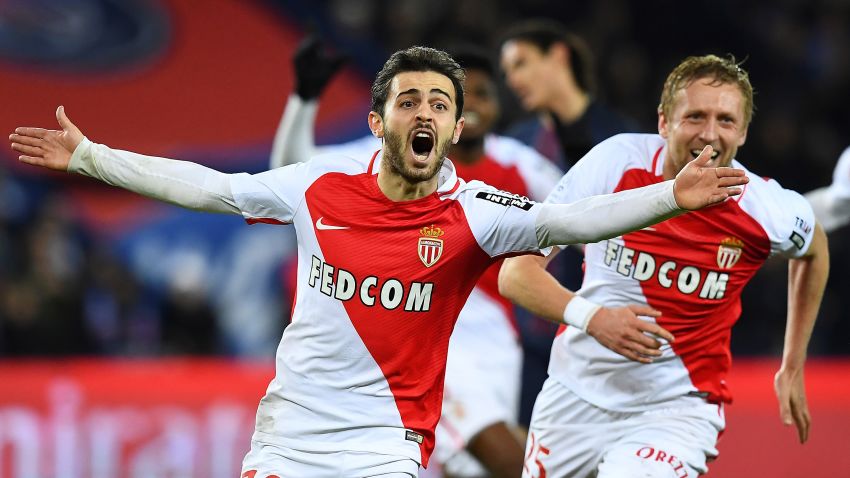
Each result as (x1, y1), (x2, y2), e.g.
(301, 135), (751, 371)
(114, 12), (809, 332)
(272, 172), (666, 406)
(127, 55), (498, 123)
(673, 145), (749, 210)
(774, 367), (811, 443)
(293, 34), (347, 100)
(10, 106), (83, 172)
(585, 304), (674, 364)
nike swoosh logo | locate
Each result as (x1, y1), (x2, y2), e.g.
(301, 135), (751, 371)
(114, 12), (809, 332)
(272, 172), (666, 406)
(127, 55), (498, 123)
(315, 217), (350, 230)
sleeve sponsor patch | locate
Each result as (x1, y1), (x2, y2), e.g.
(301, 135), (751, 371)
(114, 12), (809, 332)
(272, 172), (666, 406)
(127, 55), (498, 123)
(789, 231), (806, 250)
(405, 430), (424, 444)
(475, 191), (534, 210)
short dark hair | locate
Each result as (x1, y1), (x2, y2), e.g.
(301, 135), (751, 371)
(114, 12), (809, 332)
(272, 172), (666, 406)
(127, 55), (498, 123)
(659, 54), (755, 128)
(371, 46), (465, 121)
(451, 45), (496, 79)
(499, 19), (596, 95)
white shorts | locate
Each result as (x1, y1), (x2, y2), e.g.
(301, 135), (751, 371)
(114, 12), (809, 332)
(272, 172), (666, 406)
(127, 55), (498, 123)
(433, 288), (523, 477)
(241, 439), (419, 478)
(523, 378), (724, 478)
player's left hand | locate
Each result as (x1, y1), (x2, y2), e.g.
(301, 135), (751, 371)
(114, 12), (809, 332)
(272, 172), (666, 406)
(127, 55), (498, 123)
(774, 367), (811, 443)
(673, 145), (749, 210)
(585, 304), (674, 364)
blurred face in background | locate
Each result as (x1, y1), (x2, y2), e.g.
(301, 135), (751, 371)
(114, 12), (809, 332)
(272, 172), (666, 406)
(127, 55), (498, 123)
(500, 40), (563, 112)
(659, 77), (749, 176)
(457, 68), (500, 142)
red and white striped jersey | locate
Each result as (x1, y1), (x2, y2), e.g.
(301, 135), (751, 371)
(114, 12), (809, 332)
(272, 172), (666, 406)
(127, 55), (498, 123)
(318, 133), (562, 341)
(545, 133), (815, 412)
(228, 150), (546, 466)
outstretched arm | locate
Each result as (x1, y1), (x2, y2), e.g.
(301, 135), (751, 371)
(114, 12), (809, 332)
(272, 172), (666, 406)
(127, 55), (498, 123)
(534, 146), (748, 247)
(11, 107), (239, 214)
(774, 222), (829, 444)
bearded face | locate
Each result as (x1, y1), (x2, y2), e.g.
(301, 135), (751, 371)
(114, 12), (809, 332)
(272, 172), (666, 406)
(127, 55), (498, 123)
(369, 71), (464, 186)
(382, 123), (453, 183)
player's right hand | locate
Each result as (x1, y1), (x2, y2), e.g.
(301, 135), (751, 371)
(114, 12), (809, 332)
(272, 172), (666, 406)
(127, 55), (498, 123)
(293, 35), (347, 100)
(10, 106), (83, 172)
(673, 145), (749, 210)
(585, 304), (674, 364)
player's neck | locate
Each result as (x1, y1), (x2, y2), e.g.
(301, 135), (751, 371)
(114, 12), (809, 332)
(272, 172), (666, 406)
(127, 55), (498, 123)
(550, 88), (590, 125)
(450, 137), (485, 165)
(377, 166), (439, 201)
(661, 152), (679, 181)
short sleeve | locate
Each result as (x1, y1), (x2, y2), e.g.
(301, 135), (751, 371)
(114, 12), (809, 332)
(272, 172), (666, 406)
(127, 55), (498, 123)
(754, 178), (817, 258)
(458, 182), (549, 258)
(229, 161), (311, 224)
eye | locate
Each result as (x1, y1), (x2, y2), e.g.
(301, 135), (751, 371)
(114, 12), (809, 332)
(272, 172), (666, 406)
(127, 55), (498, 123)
(433, 102), (447, 111)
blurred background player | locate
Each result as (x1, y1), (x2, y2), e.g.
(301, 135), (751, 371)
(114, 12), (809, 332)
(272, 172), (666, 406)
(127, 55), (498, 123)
(270, 36), (563, 478)
(497, 19), (638, 424)
(500, 54), (829, 477)
(498, 19), (637, 169)
(806, 146), (850, 232)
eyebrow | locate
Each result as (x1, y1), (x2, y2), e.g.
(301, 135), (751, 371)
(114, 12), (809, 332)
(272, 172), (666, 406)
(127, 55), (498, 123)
(396, 88), (453, 103)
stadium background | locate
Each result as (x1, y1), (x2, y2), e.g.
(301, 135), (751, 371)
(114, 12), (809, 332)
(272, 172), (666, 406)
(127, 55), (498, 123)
(0, 0), (847, 476)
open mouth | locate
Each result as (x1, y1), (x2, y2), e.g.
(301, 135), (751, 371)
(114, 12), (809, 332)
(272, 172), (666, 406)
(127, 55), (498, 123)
(691, 148), (720, 160)
(411, 129), (435, 158)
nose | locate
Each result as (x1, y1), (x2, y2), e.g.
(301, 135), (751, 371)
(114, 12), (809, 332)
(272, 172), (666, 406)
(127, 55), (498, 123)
(699, 118), (719, 143)
(415, 103), (433, 123)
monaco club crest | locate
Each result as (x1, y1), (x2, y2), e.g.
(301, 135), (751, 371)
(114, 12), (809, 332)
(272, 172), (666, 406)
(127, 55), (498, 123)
(716, 237), (744, 269)
(418, 225), (445, 267)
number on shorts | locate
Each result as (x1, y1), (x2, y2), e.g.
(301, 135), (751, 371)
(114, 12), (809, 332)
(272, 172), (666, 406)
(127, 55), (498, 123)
(523, 431), (550, 477)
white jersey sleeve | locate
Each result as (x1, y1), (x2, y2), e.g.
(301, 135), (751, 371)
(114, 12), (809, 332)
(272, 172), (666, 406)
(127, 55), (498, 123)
(229, 162), (313, 224)
(453, 181), (548, 258)
(69, 138), (239, 214)
(805, 146), (850, 232)
(232, 152), (370, 225)
(736, 163), (816, 258)
(832, 146), (850, 197)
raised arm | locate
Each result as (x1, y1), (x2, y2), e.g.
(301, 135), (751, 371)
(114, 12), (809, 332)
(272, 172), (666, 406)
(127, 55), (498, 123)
(11, 107), (239, 214)
(534, 145), (748, 247)
(269, 36), (345, 169)
(774, 222), (829, 444)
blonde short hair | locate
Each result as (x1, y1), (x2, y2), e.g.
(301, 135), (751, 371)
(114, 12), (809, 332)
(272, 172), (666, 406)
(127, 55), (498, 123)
(659, 55), (754, 128)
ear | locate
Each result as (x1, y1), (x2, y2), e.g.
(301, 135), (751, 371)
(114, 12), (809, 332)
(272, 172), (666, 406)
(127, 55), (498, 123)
(368, 111), (384, 138)
(549, 42), (569, 65)
(657, 108), (669, 138)
(451, 116), (465, 144)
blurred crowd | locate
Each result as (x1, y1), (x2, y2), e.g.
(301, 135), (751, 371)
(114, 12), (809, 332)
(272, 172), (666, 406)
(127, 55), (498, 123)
(1, 0), (848, 358)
